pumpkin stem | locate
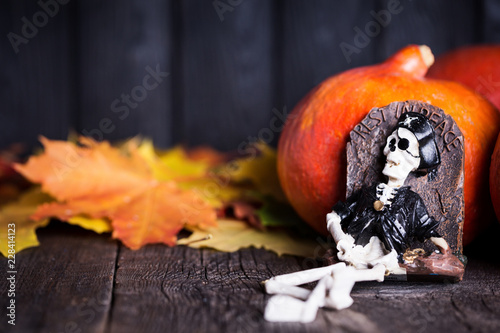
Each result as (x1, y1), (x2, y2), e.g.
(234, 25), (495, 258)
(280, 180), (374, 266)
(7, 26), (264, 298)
(385, 45), (435, 78)
(418, 45), (435, 68)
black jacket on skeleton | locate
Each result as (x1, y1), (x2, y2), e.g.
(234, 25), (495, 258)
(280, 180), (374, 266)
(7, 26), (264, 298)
(332, 184), (441, 262)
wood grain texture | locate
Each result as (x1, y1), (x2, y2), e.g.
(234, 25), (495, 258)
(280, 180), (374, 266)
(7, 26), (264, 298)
(107, 245), (291, 333)
(1, 222), (500, 332)
(0, 0), (499, 151)
(280, 0), (380, 112)
(482, 0), (500, 42)
(179, 0), (275, 151)
(376, 0), (481, 59)
(0, 222), (118, 333)
(76, 0), (173, 147)
(0, 0), (75, 148)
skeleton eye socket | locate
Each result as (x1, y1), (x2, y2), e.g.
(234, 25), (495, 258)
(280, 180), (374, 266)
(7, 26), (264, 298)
(398, 138), (409, 150)
(389, 138), (396, 152)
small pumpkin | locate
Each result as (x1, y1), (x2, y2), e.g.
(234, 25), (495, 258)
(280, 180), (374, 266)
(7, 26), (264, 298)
(427, 45), (500, 110)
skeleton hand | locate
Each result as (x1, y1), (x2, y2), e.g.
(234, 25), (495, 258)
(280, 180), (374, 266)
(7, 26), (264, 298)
(430, 237), (450, 255)
(336, 238), (356, 257)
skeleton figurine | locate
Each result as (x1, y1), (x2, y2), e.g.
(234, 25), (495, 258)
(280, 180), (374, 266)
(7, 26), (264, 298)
(264, 112), (452, 323)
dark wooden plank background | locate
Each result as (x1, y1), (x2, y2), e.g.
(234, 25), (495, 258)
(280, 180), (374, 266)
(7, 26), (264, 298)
(0, 0), (497, 150)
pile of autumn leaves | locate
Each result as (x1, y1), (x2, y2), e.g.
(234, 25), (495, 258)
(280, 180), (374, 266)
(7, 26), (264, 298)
(0, 137), (318, 257)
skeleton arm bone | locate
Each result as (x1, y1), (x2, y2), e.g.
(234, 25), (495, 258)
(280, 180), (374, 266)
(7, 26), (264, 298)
(327, 211), (358, 262)
(326, 211), (354, 244)
(327, 211), (399, 273)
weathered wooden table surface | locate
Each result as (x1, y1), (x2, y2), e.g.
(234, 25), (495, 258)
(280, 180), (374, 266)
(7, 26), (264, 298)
(1, 221), (500, 333)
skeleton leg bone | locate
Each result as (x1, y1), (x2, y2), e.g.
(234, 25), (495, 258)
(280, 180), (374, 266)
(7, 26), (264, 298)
(325, 263), (386, 309)
(264, 262), (347, 287)
(264, 263), (387, 322)
(264, 263), (347, 304)
(264, 283), (311, 301)
(265, 277), (331, 323)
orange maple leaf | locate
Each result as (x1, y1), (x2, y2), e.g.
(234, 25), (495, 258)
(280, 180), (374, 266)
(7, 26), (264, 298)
(14, 137), (217, 249)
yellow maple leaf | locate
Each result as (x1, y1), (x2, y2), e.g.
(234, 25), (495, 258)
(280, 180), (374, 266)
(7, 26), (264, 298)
(67, 216), (111, 234)
(225, 143), (287, 203)
(14, 137), (217, 249)
(0, 187), (51, 256)
(137, 141), (241, 208)
(178, 219), (320, 258)
(137, 141), (211, 181)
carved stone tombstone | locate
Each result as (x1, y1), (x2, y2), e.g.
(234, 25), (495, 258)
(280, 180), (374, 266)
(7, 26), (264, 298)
(346, 100), (465, 257)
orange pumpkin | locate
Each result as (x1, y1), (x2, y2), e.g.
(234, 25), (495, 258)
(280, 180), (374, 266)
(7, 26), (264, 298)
(278, 45), (500, 245)
(427, 45), (500, 110)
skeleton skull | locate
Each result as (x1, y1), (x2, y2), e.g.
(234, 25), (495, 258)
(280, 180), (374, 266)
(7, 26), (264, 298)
(382, 127), (421, 186)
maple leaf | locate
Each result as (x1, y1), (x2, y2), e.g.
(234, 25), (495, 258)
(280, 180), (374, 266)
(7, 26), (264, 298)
(178, 219), (320, 258)
(137, 140), (243, 208)
(227, 143), (287, 203)
(0, 187), (52, 256)
(14, 137), (216, 249)
(67, 216), (111, 234)
(213, 142), (305, 228)
(137, 140), (213, 181)
(15, 137), (152, 203)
